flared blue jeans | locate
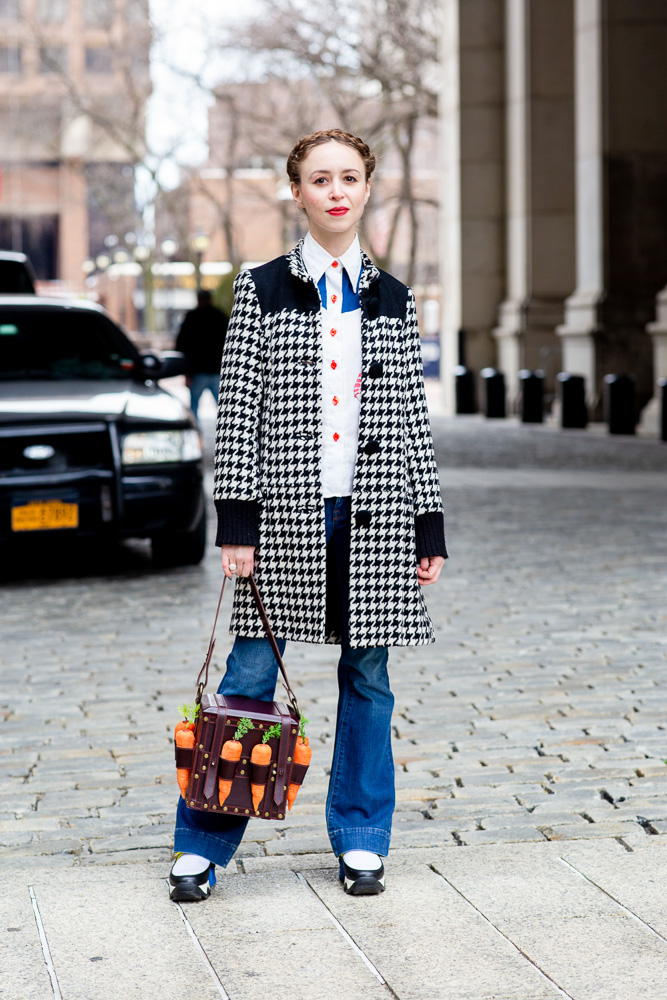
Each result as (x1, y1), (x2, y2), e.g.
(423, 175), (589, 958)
(173, 497), (395, 866)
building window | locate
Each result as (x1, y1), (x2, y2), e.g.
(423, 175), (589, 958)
(84, 0), (112, 26)
(39, 46), (67, 74)
(37, 0), (67, 21)
(85, 46), (112, 74)
(0, 0), (20, 20)
(0, 46), (21, 73)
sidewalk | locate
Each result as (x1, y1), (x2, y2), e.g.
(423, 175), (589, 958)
(7, 837), (667, 1000)
(2, 414), (666, 999)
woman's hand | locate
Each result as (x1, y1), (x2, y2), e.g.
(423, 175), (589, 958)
(417, 555), (446, 586)
(222, 545), (255, 579)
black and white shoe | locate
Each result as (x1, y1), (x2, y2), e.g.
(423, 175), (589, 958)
(169, 853), (215, 902)
(339, 851), (385, 895)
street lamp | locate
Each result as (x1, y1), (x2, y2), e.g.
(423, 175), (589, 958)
(132, 245), (154, 337)
(191, 232), (210, 293)
(160, 238), (178, 336)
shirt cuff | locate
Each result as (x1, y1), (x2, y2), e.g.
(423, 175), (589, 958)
(214, 499), (260, 548)
(415, 511), (448, 561)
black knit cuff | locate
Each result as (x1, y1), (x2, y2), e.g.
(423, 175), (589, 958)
(415, 511), (448, 561)
(214, 499), (260, 548)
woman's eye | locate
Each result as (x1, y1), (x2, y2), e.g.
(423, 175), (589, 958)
(314, 177), (328, 184)
(344, 175), (358, 183)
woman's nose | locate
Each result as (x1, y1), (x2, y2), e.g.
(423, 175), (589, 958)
(330, 181), (344, 198)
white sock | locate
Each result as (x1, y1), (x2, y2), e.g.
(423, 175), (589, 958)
(342, 850), (382, 871)
(172, 853), (211, 876)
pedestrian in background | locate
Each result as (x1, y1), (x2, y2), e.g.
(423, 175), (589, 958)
(175, 290), (229, 421)
(170, 128), (446, 902)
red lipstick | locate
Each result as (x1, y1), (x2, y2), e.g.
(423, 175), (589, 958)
(328, 207), (349, 216)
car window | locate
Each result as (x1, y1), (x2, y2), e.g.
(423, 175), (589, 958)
(0, 309), (141, 380)
(0, 261), (36, 294)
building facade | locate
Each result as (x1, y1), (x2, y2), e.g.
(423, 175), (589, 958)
(0, 0), (150, 284)
(440, 0), (667, 423)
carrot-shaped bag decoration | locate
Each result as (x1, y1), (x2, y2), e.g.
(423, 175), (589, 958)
(287, 716), (312, 812)
(175, 703), (198, 799)
(250, 723), (281, 812)
(218, 717), (254, 807)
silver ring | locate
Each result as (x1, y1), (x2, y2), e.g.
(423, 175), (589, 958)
(229, 562), (237, 572)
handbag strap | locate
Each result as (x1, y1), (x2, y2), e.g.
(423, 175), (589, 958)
(195, 574), (301, 723)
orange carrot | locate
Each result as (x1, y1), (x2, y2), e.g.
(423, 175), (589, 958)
(218, 739), (242, 807)
(218, 718), (254, 807)
(287, 735), (312, 811)
(175, 726), (195, 798)
(250, 743), (272, 812)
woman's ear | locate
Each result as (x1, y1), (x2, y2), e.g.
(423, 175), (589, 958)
(364, 180), (372, 205)
(290, 180), (303, 209)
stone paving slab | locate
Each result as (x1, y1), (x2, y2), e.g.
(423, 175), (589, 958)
(186, 869), (388, 1000)
(306, 863), (557, 1000)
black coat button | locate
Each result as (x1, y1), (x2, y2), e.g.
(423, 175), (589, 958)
(364, 440), (380, 456)
(368, 362), (383, 378)
(355, 510), (372, 527)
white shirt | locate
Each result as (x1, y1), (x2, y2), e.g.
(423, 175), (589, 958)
(301, 231), (363, 498)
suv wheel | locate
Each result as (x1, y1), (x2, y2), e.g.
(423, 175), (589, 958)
(152, 503), (207, 568)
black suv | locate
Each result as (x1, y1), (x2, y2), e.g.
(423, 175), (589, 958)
(0, 296), (206, 566)
(0, 251), (37, 294)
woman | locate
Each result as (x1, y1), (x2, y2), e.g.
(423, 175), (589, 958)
(170, 129), (446, 901)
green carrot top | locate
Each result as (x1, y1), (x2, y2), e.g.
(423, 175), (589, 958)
(299, 714), (309, 742)
(178, 701), (200, 724)
(262, 723), (282, 744)
(234, 717), (254, 741)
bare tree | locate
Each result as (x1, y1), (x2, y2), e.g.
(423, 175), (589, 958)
(209, 0), (441, 283)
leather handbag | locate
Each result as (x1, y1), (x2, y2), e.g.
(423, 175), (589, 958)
(174, 575), (309, 821)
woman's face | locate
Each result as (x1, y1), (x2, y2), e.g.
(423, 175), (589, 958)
(291, 140), (371, 243)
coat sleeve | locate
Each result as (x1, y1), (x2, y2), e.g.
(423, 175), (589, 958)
(404, 288), (447, 557)
(213, 270), (264, 534)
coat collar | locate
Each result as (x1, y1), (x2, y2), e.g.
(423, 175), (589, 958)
(287, 237), (380, 291)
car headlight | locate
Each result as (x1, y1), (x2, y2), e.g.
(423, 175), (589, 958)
(121, 429), (202, 465)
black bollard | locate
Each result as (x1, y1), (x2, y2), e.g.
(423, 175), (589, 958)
(480, 368), (506, 419)
(518, 369), (544, 423)
(454, 365), (477, 414)
(604, 374), (636, 435)
(557, 372), (588, 429)
(659, 378), (667, 443)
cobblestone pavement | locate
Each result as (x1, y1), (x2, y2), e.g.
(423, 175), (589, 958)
(1, 416), (666, 872)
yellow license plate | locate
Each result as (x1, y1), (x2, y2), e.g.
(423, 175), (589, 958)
(11, 500), (79, 532)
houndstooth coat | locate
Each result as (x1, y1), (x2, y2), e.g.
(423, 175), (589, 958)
(213, 240), (444, 648)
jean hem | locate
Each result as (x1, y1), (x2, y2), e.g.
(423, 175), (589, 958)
(328, 826), (391, 858)
(173, 828), (240, 868)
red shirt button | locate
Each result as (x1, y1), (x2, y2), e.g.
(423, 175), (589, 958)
(331, 294), (337, 303)
(331, 261), (339, 268)
(332, 396), (339, 405)
(330, 328), (337, 336)
(333, 432), (340, 441)
(331, 360), (337, 369)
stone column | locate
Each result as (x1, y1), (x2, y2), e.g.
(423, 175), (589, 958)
(58, 159), (89, 285)
(493, 0), (575, 409)
(557, 0), (667, 416)
(440, 0), (505, 414)
(642, 286), (667, 435)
